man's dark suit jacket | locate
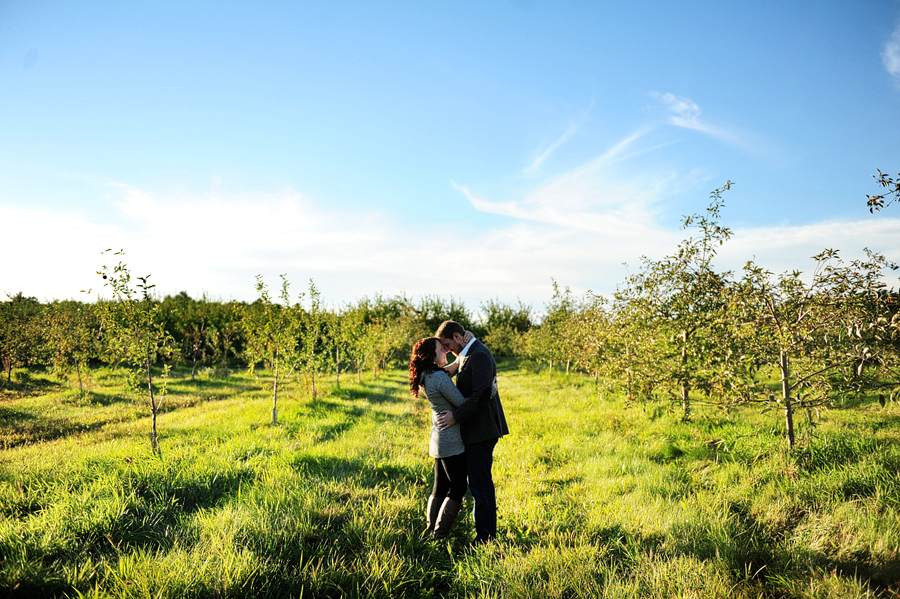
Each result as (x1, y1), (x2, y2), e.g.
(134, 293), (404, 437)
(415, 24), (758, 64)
(452, 339), (509, 445)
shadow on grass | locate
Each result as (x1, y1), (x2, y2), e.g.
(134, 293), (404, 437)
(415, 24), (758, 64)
(666, 500), (828, 586)
(335, 381), (405, 405)
(129, 466), (257, 515)
(292, 453), (421, 488)
(283, 400), (367, 443)
(53, 465), (259, 562)
(1, 464), (260, 599)
(807, 552), (900, 595)
(794, 422), (900, 473)
(0, 374), (62, 400)
(237, 495), (455, 599)
(163, 375), (259, 398)
(0, 406), (107, 449)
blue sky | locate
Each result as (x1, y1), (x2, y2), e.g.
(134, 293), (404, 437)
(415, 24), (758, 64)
(1, 1), (899, 311)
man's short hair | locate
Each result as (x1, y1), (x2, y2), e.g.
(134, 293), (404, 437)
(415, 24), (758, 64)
(436, 320), (465, 340)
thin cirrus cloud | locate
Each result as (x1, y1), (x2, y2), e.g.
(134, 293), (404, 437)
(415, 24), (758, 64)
(523, 100), (596, 174)
(456, 126), (699, 238)
(884, 21), (900, 84)
(651, 91), (746, 147)
(523, 123), (579, 174)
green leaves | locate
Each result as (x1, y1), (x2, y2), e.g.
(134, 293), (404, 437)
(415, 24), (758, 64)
(866, 169), (900, 213)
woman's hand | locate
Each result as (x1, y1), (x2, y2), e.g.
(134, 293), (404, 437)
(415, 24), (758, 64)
(444, 360), (460, 377)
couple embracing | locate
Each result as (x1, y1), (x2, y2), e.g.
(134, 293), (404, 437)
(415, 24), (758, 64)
(408, 320), (509, 545)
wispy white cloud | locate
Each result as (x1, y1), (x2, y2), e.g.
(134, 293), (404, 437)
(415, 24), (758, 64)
(654, 92), (702, 127)
(884, 21), (900, 84)
(523, 123), (578, 173)
(650, 92), (781, 160)
(651, 91), (747, 148)
(523, 100), (595, 174)
(450, 120), (899, 302)
(458, 127), (697, 237)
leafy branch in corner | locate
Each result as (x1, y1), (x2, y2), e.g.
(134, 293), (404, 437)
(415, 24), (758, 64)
(866, 170), (899, 212)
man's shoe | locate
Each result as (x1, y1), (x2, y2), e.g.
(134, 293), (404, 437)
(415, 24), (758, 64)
(470, 535), (494, 548)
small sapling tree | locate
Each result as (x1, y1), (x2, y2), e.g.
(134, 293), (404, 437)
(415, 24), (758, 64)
(243, 275), (300, 425)
(206, 300), (242, 378)
(568, 292), (611, 388)
(325, 309), (343, 389)
(297, 279), (330, 403)
(606, 286), (660, 404)
(339, 303), (368, 383)
(733, 249), (897, 449)
(95, 251), (174, 453)
(524, 281), (577, 376)
(614, 183), (736, 419)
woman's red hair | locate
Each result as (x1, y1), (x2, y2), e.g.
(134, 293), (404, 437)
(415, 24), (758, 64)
(409, 337), (440, 398)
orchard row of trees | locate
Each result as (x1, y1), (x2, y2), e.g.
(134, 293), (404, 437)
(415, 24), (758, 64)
(2, 184), (898, 449)
(528, 183), (899, 447)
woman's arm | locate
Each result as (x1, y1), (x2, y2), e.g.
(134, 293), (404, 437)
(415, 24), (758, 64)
(443, 360), (460, 377)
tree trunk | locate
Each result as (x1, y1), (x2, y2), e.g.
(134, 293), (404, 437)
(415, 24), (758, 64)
(219, 342), (229, 378)
(566, 359), (570, 375)
(780, 350), (795, 450)
(548, 360), (553, 377)
(625, 344), (633, 403)
(271, 357), (279, 425)
(146, 356), (159, 454)
(75, 359), (83, 397)
(335, 346), (340, 389)
(681, 330), (691, 419)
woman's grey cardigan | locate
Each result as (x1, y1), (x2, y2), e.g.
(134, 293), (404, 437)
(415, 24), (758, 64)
(421, 370), (466, 458)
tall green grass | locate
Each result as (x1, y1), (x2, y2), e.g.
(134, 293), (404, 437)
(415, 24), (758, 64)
(1, 365), (898, 597)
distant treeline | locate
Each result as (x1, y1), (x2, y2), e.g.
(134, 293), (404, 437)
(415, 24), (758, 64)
(0, 289), (533, 380)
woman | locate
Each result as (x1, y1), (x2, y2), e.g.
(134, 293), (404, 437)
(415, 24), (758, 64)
(409, 336), (467, 539)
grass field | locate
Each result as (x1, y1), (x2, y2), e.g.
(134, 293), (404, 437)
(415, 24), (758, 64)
(1, 363), (899, 598)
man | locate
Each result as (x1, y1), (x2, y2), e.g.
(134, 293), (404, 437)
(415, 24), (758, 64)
(435, 320), (509, 544)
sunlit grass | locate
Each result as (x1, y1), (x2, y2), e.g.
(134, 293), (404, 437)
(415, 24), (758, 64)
(1, 364), (898, 597)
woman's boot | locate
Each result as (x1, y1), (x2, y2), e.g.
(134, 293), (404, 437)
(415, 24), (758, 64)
(423, 495), (441, 535)
(432, 498), (461, 540)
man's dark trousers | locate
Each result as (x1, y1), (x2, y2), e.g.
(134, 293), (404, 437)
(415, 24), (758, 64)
(465, 437), (498, 542)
